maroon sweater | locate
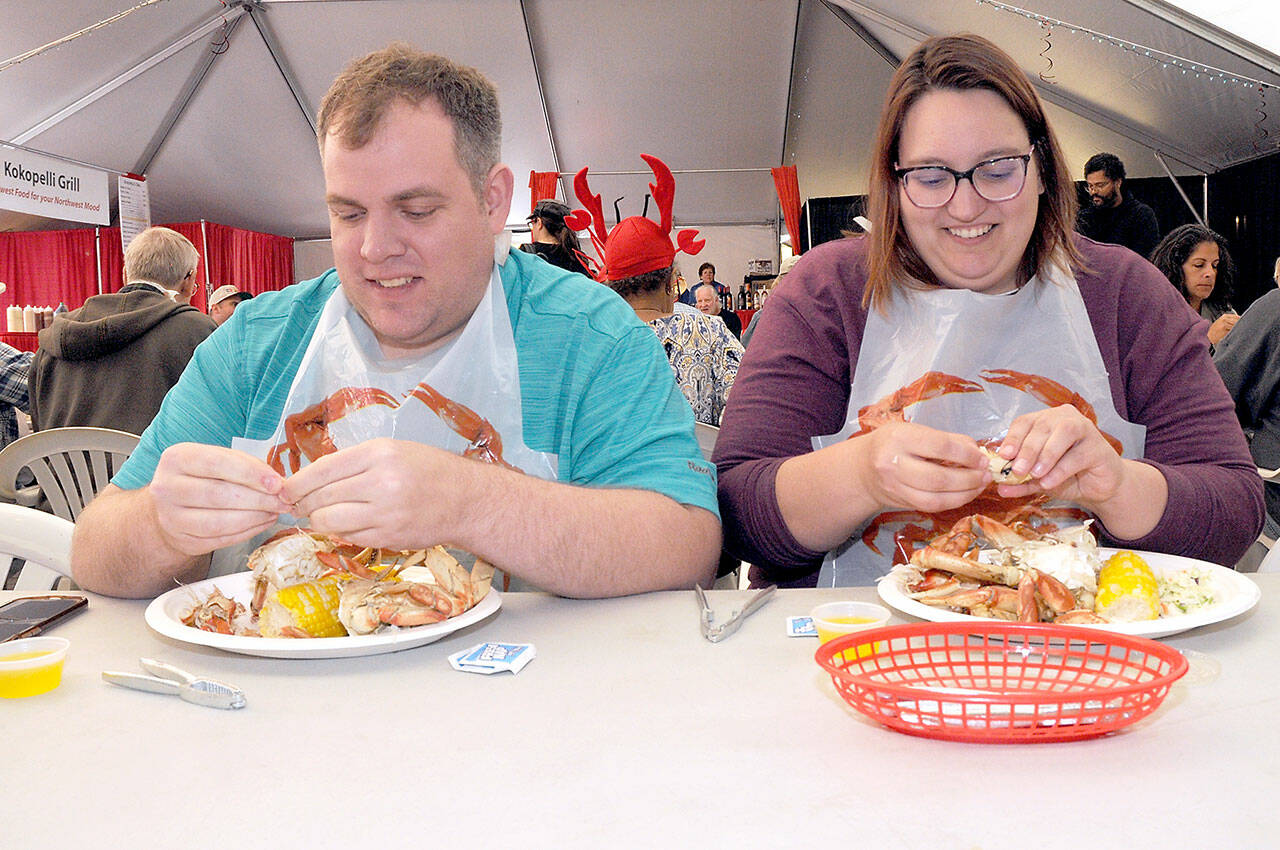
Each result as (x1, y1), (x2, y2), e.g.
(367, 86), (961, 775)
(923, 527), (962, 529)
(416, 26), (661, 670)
(714, 235), (1263, 586)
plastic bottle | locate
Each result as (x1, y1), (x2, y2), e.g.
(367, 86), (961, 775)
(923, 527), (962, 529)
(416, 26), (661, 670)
(54, 302), (68, 315)
(5, 305), (20, 332)
(22, 305), (36, 333)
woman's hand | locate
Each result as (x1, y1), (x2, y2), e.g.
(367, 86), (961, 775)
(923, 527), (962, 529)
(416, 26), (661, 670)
(993, 404), (1166, 539)
(993, 404), (1122, 504)
(851, 421), (991, 514)
(1208, 312), (1239, 345)
(776, 421), (989, 553)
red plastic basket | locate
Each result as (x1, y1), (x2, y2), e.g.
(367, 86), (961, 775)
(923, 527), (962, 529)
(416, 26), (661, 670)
(815, 621), (1188, 743)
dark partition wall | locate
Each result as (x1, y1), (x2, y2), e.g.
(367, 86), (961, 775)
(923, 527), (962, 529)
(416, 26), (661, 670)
(801, 152), (1280, 311)
(1207, 155), (1280, 311)
(799, 194), (867, 253)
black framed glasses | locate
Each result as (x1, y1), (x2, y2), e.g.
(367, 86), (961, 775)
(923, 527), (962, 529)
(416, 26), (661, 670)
(894, 150), (1034, 208)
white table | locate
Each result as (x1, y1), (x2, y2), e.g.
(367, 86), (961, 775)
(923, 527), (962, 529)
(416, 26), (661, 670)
(4, 579), (1278, 848)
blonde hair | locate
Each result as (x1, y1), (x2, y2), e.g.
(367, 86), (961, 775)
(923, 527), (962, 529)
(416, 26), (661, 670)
(317, 43), (501, 192)
(864, 34), (1082, 311)
(123, 227), (198, 291)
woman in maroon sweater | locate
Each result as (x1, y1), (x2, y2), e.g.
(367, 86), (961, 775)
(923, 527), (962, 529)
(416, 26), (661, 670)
(714, 35), (1262, 587)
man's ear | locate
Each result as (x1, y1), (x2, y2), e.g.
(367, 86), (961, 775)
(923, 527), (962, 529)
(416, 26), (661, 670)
(483, 164), (515, 235)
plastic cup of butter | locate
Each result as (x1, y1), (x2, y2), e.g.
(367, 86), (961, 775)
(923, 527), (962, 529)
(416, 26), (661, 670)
(0, 636), (70, 698)
(810, 601), (890, 660)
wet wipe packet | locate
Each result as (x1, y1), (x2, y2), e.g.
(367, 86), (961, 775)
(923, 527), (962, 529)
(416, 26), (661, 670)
(448, 641), (537, 675)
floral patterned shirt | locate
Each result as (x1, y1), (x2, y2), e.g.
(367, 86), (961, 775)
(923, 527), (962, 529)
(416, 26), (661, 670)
(647, 312), (744, 426)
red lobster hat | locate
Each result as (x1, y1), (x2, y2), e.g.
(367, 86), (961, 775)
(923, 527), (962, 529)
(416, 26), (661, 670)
(565, 154), (704, 282)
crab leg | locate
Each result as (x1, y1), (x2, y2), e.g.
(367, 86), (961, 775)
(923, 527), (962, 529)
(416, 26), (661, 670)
(980, 368), (1123, 454)
(853, 371), (985, 436)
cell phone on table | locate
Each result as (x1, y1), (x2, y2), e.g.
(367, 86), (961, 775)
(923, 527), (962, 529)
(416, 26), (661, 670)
(0, 595), (88, 642)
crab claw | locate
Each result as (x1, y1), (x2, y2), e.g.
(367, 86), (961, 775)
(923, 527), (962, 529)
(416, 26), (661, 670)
(676, 229), (705, 256)
(564, 209), (593, 232)
(641, 153), (675, 234)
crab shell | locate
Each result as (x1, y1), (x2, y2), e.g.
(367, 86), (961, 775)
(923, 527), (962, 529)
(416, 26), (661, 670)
(983, 447), (1033, 485)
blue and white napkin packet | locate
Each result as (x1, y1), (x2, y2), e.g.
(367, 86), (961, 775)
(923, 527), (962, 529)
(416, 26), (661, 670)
(448, 641), (536, 675)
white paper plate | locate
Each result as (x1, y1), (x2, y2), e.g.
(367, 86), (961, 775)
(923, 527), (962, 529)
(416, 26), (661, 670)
(877, 548), (1259, 639)
(145, 571), (501, 659)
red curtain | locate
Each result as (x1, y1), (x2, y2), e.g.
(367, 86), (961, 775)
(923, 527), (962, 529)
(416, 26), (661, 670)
(2, 222), (293, 316)
(97, 222), (293, 312)
(0, 229), (100, 312)
(771, 166), (803, 254)
(529, 171), (559, 212)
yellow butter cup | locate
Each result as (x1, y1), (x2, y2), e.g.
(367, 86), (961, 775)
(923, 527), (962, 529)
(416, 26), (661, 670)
(0, 636), (69, 698)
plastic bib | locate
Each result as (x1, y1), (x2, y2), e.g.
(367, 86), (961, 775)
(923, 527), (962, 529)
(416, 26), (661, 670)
(813, 264), (1145, 586)
(220, 264), (557, 588)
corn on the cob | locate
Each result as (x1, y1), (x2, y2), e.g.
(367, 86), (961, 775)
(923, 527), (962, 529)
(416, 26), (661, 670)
(258, 577), (347, 638)
(1094, 551), (1161, 622)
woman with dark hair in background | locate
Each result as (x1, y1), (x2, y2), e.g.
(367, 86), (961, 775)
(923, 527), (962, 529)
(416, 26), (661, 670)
(520, 199), (590, 276)
(1149, 223), (1238, 347)
(714, 33), (1261, 587)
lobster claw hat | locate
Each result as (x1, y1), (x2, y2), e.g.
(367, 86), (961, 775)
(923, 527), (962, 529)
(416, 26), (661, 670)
(564, 154), (704, 282)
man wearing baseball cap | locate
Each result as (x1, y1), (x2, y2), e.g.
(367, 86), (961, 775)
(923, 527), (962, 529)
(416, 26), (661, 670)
(208, 284), (253, 326)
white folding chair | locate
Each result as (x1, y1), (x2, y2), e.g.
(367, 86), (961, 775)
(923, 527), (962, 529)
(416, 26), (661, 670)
(0, 503), (75, 591)
(694, 422), (719, 463)
(0, 427), (140, 521)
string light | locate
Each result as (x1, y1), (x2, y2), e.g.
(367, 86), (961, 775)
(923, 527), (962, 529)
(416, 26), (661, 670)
(976, 0), (1280, 92)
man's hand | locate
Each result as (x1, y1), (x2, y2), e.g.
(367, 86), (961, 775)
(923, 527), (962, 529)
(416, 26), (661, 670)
(280, 438), (481, 550)
(149, 442), (291, 556)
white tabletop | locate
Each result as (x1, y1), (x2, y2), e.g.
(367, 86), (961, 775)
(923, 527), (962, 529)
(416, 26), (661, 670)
(3, 578), (1277, 848)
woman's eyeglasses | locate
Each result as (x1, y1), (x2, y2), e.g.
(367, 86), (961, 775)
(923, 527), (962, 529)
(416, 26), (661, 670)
(894, 150), (1034, 208)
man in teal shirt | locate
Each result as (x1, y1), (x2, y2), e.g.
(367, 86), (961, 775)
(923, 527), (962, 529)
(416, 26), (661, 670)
(72, 45), (720, 598)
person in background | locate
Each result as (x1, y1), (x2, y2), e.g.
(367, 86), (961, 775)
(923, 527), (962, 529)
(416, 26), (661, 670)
(678, 261), (729, 306)
(1075, 152), (1160, 259)
(1149, 223), (1238, 349)
(27, 226), (216, 435)
(671, 264), (699, 315)
(520, 199), (590, 276)
(70, 44), (718, 599)
(208, 284), (253, 326)
(0, 342), (32, 448)
(1214, 287), (1280, 542)
(695, 282), (742, 338)
(715, 33), (1260, 587)
(603, 247), (742, 427)
(740, 254), (798, 347)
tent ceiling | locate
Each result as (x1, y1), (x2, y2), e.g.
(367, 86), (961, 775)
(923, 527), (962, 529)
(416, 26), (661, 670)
(2, 0), (1279, 239)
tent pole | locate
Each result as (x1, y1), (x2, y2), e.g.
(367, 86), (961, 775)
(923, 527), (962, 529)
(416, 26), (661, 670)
(244, 3), (317, 136)
(12, 8), (249, 144)
(519, 0), (566, 204)
(200, 220), (212, 304)
(1153, 152), (1204, 226)
(135, 15), (247, 175)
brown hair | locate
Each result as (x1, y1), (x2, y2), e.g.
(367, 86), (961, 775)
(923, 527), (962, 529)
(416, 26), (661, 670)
(316, 43), (501, 192)
(865, 34), (1082, 311)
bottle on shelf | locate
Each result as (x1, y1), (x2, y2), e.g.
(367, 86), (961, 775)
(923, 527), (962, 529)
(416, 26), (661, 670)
(5, 305), (21, 332)
(22, 305), (36, 333)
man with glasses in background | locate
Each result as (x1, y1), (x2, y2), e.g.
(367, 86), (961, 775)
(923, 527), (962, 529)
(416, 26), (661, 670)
(1075, 152), (1160, 260)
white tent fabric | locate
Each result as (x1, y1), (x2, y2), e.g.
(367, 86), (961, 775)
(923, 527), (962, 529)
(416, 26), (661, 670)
(2, 0), (1279, 240)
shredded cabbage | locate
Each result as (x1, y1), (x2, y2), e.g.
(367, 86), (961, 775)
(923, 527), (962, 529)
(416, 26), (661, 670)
(1158, 568), (1217, 615)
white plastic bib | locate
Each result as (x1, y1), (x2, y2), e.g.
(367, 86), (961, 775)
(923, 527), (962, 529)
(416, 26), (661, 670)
(220, 263), (557, 588)
(813, 265), (1145, 586)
